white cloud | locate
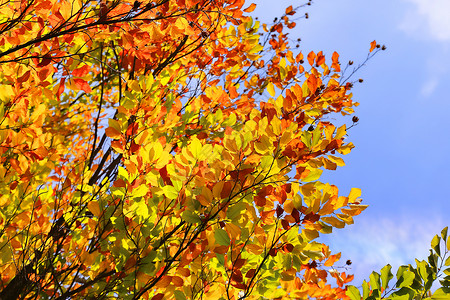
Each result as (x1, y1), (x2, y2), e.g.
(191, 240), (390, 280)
(319, 216), (446, 284)
(420, 77), (439, 97)
(400, 0), (450, 42)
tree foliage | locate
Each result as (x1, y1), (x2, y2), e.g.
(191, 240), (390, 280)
(0, 0), (442, 299)
(347, 227), (450, 300)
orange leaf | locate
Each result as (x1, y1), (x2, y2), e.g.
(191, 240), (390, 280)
(324, 253), (341, 267)
(316, 51), (325, 66)
(307, 51), (316, 66)
(307, 74), (318, 93)
(285, 5), (294, 15)
(332, 51), (339, 64)
(369, 40), (377, 52)
(243, 3), (256, 13)
(105, 127), (121, 139)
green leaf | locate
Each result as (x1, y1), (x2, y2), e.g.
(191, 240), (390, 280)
(391, 287), (415, 299)
(397, 270), (415, 288)
(432, 287), (450, 299)
(440, 279), (450, 287)
(369, 271), (381, 291)
(429, 250), (439, 271)
(389, 292), (412, 300)
(139, 251), (157, 275)
(215, 228), (230, 246)
(442, 227), (448, 241)
(380, 264), (393, 290)
(431, 234), (441, 257)
(346, 285), (361, 300)
(174, 290), (186, 300)
(227, 202), (246, 221)
(416, 259), (433, 290)
(216, 254), (225, 266)
(108, 118), (122, 132)
(362, 280), (370, 299)
(181, 210), (201, 224)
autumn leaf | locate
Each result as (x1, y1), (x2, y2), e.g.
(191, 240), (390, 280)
(243, 3), (256, 13)
(370, 40), (377, 52)
(0, 0), (423, 299)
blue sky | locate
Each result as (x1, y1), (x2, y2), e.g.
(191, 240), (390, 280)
(252, 0), (450, 285)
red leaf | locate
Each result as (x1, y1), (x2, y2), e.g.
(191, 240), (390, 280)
(74, 78), (92, 93)
(245, 268), (256, 278)
(126, 122), (138, 136)
(159, 166), (173, 186)
(276, 204), (283, 218)
(281, 219), (290, 230)
(291, 208), (300, 223)
(284, 243), (294, 252)
(10, 181), (18, 190)
(151, 293), (165, 300)
(72, 65), (89, 77)
(234, 258), (246, 269)
(129, 141), (140, 153)
(113, 179), (126, 188)
(18, 70), (31, 83)
(302, 212), (320, 223)
(57, 78), (66, 101)
(231, 270), (243, 283)
(220, 181), (232, 199)
(37, 55), (52, 67)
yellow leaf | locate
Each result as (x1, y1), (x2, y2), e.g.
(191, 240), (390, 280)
(0, 85), (14, 102)
(189, 137), (202, 159)
(321, 216), (345, 228)
(333, 196), (348, 209)
(267, 82), (275, 97)
(348, 188), (361, 203)
(335, 124), (347, 139)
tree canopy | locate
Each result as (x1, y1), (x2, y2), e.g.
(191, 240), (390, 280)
(0, 0), (448, 299)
